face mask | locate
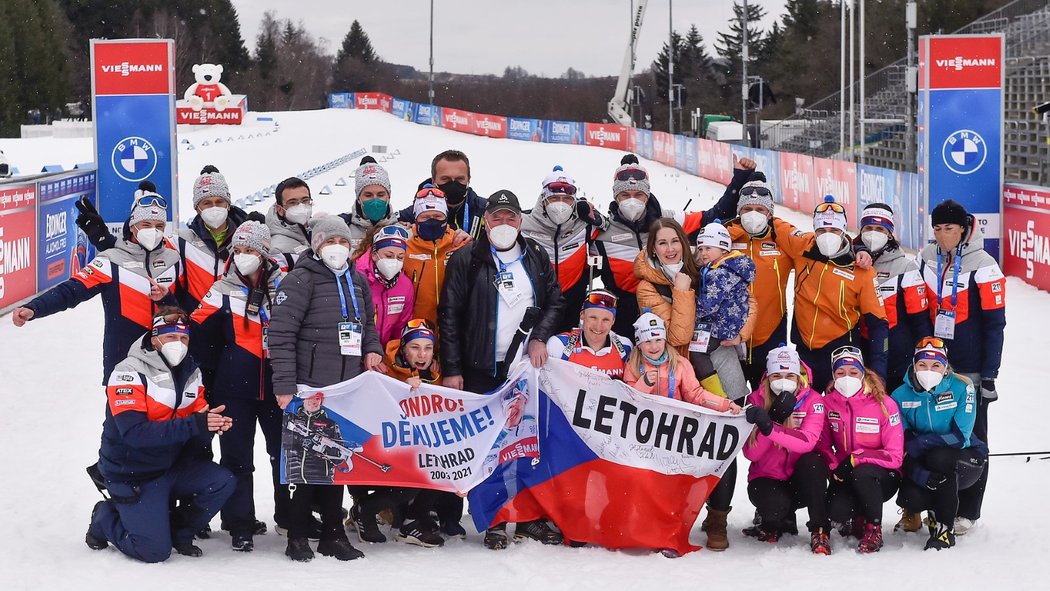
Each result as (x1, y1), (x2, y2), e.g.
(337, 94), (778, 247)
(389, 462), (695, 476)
(617, 197), (646, 222)
(234, 253), (262, 276)
(438, 181), (468, 205)
(136, 227), (163, 251)
(284, 203), (312, 225)
(320, 244), (350, 270)
(416, 218), (447, 241)
(200, 206), (229, 229)
(816, 232), (845, 258)
(915, 370), (944, 391)
(160, 341), (188, 366)
(488, 224), (519, 250)
(770, 378), (798, 395)
(662, 262), (684, 277)
(361, 198), (389, 223)
(375, 258), (403, 280)
(861, 230), (889, 253)
(835, 376), (863, 398)
(740, 210), (769, 235)
(544, 201), (573, 226)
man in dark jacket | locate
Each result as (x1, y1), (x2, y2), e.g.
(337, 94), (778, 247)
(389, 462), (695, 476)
(267, 215), (383, 562)
(439, 189), (565, 550)
(397, 150), (487, 239)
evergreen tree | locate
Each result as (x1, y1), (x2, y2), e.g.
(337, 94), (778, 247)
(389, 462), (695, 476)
(332, 20), (380, 92)
(336, 20), (377, 64)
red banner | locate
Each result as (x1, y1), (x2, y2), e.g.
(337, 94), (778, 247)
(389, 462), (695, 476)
(696, 138), (715, 181)
(626, 127), (637, 154)
(652, 132), (674, 167)
(712, 142), (733, 185)
(584, 123), (629, 151)
(1003, 183), (1050, 292)
(92, 41), (173, 96)
(355, 92), (392, 112)
(927, 36), (1003, 90)
(779, 152), (815, 211)
(441, 108), (474, 132)
(175, 97), (247, 125)
(813, 157), (858, 228)
(472, 113), (507, 138)
(0, 185), (39, 310)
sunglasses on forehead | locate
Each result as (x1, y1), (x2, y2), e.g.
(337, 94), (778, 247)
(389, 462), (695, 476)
(376, 224), (410, 241)
(615, 167), (648, 182)
(740, 185), (772, 197)
(134, 194), (168, 209)
(831, 345), (863, 364)
(815, 201), (846, 214)
(544, 182), (578, 196)
(916, 336), (947, 350)
(584, 290), (618, 309)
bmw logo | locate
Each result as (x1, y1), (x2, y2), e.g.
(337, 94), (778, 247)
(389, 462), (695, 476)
(941, 130), (987, 175)
(111, 136), (158, 182)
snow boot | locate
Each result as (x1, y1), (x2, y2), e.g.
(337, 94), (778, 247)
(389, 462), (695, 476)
(515, 519), (563, 545)
(894, 509), (923, 533)
(285, 537), (314, 562)
(231, 533), (254, 552)
(397, 519), (444, 548)
(954, 517), (977, 535)
(810, 528), (832, 555)
(350, 505), (387, 544)
(174, 542), (203, 557)
(85, 501), (109, 550)
(704, 508), (731, 551)
(742, 525), (780, 543)
(317, 537), (364, 561)
(440, 520), (467, 539)
(857, 522), (884, 554)
(484, 523), (510, 550)
(925, 523), (957, 551)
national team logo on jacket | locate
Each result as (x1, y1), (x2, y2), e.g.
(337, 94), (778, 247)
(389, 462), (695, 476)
(941, 130), (987, 175)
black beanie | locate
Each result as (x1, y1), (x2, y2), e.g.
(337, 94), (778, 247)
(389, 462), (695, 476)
(931, 199), (969, 227)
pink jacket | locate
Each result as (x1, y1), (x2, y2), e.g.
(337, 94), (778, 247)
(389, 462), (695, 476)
(815, 386), (904, 473)
(624, 355), (732, 412)
(355, 255), (415, 347)
(743, 384), (827, 482)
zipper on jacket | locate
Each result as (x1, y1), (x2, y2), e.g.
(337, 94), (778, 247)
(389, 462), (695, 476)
(433, 243), (440, 307)
(808, 265), (828, 350)
(308, 343), (318, 378)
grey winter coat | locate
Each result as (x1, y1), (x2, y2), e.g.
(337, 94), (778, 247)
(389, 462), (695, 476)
(268, 253), (383, 395)
(265, 204), (310, 257)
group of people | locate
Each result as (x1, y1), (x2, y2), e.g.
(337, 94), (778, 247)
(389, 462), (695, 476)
(10, 147), (1005, 562)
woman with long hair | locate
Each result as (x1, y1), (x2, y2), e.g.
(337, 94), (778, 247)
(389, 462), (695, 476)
(633, 218), (700, 356)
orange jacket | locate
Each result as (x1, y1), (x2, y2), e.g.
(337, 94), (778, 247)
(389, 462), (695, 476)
(774, 231), (887, 350)
(403, 228), (465, 329)
(727, 217), (798, 347)
(633, 250), (696, 356)
(384, 339), (442, 385)
(624, 354), (732, 411)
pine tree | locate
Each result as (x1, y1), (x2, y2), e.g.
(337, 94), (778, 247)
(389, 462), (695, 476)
(336, 20), (377, 64)
(332, 20), (381, 92)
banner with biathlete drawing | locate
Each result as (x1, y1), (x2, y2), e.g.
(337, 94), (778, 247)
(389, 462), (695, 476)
(279, 361), (539, 493)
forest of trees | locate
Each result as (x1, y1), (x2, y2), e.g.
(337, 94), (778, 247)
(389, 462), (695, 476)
(0, 0), (1018, 137)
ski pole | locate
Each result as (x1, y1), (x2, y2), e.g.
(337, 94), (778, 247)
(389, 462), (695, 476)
(988, 451), (1050, 457)
(683, 198), (693, 211)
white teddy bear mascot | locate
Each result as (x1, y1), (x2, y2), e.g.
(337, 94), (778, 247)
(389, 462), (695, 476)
(184, 64), (232, 111)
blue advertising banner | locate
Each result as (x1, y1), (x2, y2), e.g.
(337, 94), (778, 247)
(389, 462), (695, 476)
(414, 103), (441, 126)
(684, 137), (698, 175)
(507, 117), (545, 142)
(674, 136), (687, 173)
(545, 121), (584, 145)
(37, 171), (97, 290)
(635, 129), (653, 160)
(391, 98), (414, 121)
(329, 93), (353, 109)
(750, 148), (781, 205)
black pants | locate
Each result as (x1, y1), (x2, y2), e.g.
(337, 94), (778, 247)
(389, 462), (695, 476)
(899, 446), (987, 524)
(742, 318), (788, 390)
(288, 484), (345, 542)
(348, 485), (417, 524)
(794, 330), (859, 393)
(747, 452), (830, 533)
(213, 395), (289, 535)
(706, 393), (747, 512)
(826, 464), (900, 525)
(958, 396), (990, 520)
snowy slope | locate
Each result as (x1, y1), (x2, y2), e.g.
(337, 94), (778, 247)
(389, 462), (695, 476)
(0, 109), (1044, 590)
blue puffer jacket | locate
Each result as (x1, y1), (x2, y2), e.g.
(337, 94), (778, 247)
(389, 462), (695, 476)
(890, 370), (988, 455)
(696, 250), (755, 340)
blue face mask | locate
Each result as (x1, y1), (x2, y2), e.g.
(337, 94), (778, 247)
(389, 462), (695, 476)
(361, 198), (389, 223)
(643, 351), (669, 366)
(416, 218), (447, 241)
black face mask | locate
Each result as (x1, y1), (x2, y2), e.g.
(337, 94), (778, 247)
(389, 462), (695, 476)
(416, 218), (447, 241)
(438, 181), (468, 206)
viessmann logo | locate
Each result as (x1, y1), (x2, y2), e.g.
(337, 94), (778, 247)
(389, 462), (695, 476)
(100, 61), (164, 77)
(934, 56), (996, 71)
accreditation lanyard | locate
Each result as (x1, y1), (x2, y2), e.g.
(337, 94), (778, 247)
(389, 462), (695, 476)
(490, 245), (526, 274)
(666, 364), (676, 399)
(462, 199), (470, 234)
(935, 250), (961, 308)
(335, 270), (361, 321)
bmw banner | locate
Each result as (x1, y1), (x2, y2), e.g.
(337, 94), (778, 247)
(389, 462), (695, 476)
(918, 35), (1004, 259)
(91, 39), (178, 229)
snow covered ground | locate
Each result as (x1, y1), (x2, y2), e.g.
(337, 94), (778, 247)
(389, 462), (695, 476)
(0, 109), (1044, 589)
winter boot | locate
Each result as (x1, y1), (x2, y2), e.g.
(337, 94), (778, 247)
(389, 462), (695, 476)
(350, 505), (387, 544)
(704, 508), (731, 551)
(440, 519), (468, 539)
(85, 501), (109, 550)
(317, 537), (365, 561)
(285, 537), (314, 562)
(810, 528), (832, 555)
(742, 523), (780, 543)
(231, 533), (254, 552)
(954, 517), (977, 535)
(894, 509), (923, 533)
(925, 523), (957, 551)
(515, 519), (564, 545)
(857, 522), (884, 554)
(174, 542), (203, 557)
(484, 523), (510, 550)
(397, 519), (445, 548)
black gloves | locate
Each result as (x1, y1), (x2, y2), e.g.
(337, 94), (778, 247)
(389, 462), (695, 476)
(745, 406), (773, 436)
(575, 200), (605, 228)
(980, 379), (997, 402)
(246, 210), (266, 224)
(768, 390), (796, 424)
(75, 196), (117, 251)
(833, 458), (853, 481)
(924, 472), (949, 491)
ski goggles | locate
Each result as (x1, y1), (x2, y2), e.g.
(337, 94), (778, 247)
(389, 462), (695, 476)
(372, 225), (410, 251)
(134, 193), (168, 209)
(543, 181), (578, 197)
(583, 290), (618, 314)
(415, 186), (446, 200)
(740, 185), (772, 197)
(401, 319), (436, 343)
(830, 345), (865, 372)
(913, 337), (948, 365)
(814, 200), (846, 214)
(152, 313), (189, 337)
(614, 167), (648, 182)
(916, 336), (947, 349)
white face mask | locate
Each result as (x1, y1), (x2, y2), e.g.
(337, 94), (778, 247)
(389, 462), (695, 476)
(861, 230), (889, 253)
(234, 253), (262, 276)
(488, 224), (519, 250)
(375, 258), (403, 280)
(200, 206), (229, 229)
(618, 197), (646, 222)
(740, 210), (769, 235)
(284, 203), (312, 225)
(816, 232), (845, 258)
(545, 201), (574, 226)
(320, 244), (350, 270)
(136, 227), (163, 251)
(915, 370), (945, 391)
(835, 376), (863, 398)
(160, 341), (188, 366)
(770, 378), (798, 394)
(662, 261), (684, 277)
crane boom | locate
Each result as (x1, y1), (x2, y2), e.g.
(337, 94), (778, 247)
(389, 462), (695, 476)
(608, 0), (648, 127)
